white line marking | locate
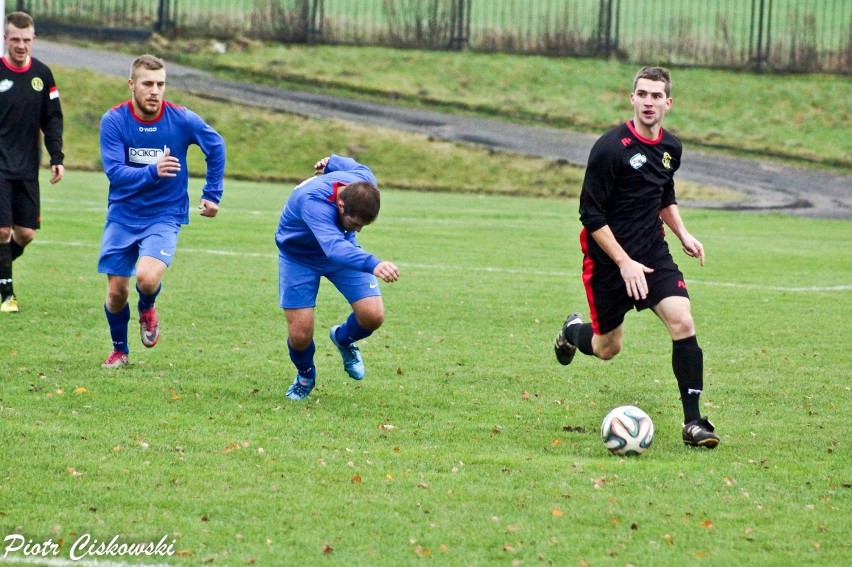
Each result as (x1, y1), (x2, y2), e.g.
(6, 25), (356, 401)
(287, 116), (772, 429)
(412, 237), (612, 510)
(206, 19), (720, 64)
(33, 242), (850, 293)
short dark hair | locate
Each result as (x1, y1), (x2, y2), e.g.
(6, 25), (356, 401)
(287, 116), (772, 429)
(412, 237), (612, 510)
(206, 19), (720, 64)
(339, 181), (380, 224)
(633, 66), (672, 97)
(130, 54), (166, 81)
(6, 11), (34, 31)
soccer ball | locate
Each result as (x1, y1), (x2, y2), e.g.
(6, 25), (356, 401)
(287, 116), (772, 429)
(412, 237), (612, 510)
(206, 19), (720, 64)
(600, 405), (654, 456)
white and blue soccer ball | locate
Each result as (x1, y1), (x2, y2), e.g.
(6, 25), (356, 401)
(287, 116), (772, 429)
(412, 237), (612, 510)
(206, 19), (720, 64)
(601, 405), (654, 456)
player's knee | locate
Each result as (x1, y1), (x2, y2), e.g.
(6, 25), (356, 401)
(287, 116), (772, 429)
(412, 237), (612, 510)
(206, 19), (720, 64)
(12, 228), (35, 246)
(288, 333), (313, 351)
(595, 339), (622, 360)
(358, 310), (385, 331)
(106, 287), (129, 309)
(135, 273), (161, 294)
(669, 314), (696, 338)
(353, 300), (385, 331)
(0, 227), (11, 242)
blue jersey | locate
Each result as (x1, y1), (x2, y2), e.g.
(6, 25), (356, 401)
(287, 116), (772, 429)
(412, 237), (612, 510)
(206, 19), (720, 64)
(275, 155), (381, 273)
(99, 100), (226, 225)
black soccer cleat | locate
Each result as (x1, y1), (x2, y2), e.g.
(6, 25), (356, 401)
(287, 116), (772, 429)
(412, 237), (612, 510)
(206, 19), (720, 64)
(682, 417), (720, 449)
(554, 312), (583, 365)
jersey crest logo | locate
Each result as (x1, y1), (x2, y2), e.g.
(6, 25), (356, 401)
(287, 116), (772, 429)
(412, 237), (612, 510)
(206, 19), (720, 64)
(629, 153), (647, 169)
(662, 151), (673, 169)
(0, 79), (12, 93)
(31, 77), (44, 92)
(621, 137), (632, 147)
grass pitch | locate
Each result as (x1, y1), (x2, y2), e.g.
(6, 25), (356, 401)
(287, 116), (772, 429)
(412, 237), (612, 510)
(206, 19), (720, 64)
(0, 170), (849, 565)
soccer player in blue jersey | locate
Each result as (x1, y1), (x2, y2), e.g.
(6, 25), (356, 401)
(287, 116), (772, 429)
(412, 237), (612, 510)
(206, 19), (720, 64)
(98, 54), (225, 368)
(0, 12), (64, 313)
(276, 155), (399, 400)
(553, 67), (720, 448)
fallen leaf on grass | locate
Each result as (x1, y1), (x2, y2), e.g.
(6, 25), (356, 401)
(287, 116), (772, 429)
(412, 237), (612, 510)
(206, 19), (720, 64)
(700, 520), (714, 529)
(73, 387), (87, 395)
(551, 508), (564, 517)
(414, 546), (431, 556)
(322, 543), (333, 554)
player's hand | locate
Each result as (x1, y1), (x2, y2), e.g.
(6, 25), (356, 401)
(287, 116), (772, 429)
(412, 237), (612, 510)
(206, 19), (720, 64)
(314, 157), (330, 175)
(198, 199), (219, 218)
(157, 146), (181, 178)
(49, 164), (64, 184)
(619, 259), (653, 300)
(373, 261), (400, 283)
(680, 234), (705, 266)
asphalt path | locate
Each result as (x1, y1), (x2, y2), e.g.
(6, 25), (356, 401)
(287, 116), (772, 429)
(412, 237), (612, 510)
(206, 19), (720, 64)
(38, 40), (851, 219)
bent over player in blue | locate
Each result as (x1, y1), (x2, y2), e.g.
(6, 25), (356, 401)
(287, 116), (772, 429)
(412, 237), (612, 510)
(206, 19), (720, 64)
(98, 54), (225, 368)
(276, 155), (400, 400)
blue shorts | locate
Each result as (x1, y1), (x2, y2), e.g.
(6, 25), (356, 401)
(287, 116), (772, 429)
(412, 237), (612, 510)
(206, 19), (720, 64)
(278, 252), (381, 309)
(98, 221), (181, 277)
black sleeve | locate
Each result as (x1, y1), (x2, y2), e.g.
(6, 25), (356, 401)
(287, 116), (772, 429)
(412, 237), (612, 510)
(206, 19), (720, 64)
(39, 66), (64, 166)
(579, 135), (617, 232)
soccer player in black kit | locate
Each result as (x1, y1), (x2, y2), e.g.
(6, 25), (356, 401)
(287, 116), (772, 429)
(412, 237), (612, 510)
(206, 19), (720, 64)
(554, 67), (720, 448)
(0, 12), (64, 313)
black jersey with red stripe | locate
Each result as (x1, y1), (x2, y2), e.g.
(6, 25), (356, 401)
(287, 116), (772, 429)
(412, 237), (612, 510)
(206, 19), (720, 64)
(579, 120), (681, 265)
(0, 56), (64, 180)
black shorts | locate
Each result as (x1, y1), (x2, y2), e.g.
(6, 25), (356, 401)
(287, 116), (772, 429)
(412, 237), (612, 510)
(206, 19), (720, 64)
(0, 178), (40, 229)
(583, 246), (690, 335)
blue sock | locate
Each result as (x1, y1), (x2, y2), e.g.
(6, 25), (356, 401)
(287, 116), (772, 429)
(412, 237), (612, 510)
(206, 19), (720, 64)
(105, 303), (131, 354)
(136, 282), (161, 311)
(288, 339), (316, 380)
(334, 312), (372, 346)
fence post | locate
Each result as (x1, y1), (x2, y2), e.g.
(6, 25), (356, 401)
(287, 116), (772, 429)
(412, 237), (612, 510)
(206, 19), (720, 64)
(596, 0), (615, 57)
(449, 0), (469, 50)
(155, 0), (175, 35)
(749, 0), (769, 73)
(308, 0), (324, 43)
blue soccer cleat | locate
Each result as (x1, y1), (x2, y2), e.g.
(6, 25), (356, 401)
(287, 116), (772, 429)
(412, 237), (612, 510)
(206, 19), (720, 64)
(286, 375), (315, 401)
(329, 325), (365, 380)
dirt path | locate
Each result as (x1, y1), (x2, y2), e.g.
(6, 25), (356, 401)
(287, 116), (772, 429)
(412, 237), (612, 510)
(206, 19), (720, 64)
(41, 40), (851, 219)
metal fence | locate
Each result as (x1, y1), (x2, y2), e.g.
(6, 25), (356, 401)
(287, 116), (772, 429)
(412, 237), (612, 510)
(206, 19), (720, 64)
(12, 0), (852, 73)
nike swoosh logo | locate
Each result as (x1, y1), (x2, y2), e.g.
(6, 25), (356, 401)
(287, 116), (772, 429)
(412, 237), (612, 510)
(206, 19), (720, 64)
(160, 250), (173, 257)
(369, 283), (379, 288)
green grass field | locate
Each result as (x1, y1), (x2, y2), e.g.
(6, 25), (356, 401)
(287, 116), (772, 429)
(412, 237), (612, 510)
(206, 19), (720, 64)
(1, 169), (849, 566)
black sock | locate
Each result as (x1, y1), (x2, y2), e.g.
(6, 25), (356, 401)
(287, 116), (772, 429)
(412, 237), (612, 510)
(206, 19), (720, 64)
(673, 335), (703, 423)
(0, 242), (13, 299)
(10, 239), (24, 260)
(568, 322), (595, 356)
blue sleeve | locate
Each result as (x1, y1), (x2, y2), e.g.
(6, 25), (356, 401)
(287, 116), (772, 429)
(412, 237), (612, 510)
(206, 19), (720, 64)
(187, 110), (226, 204)
(301, 194), (381, 272)
(323, 154), (377, 185)
(99, 110), (158, 199)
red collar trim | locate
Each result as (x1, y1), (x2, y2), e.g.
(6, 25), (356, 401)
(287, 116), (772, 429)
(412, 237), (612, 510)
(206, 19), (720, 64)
(327, 181), (348, 202)
(626, 120), (664, 145)
(1, 56), (32, 73)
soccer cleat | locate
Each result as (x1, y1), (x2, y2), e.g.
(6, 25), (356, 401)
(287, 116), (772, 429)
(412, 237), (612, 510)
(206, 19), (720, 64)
(286, 375), (315, 401)
(139, 306), (160, 348)
(102, 350), (129, 368)
(0, 295), (19, 313)
(682, 417), (720, 448)
(329, 325), (365, 380)
(554, 312), (582, 365)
